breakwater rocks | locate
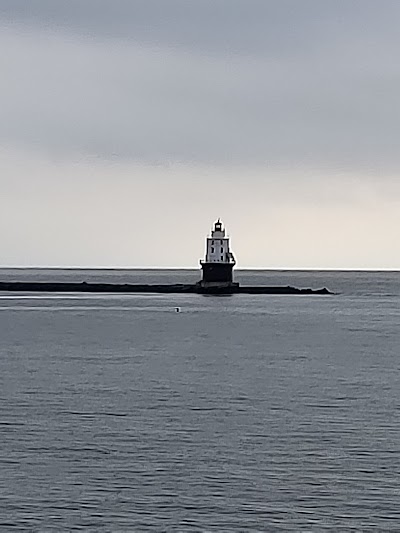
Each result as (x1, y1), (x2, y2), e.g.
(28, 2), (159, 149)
(0, 281), (333, 295)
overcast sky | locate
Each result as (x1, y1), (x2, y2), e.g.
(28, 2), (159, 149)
(1, 0), (399, 268)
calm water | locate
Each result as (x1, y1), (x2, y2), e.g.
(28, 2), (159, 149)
(0, 269), (399, 531)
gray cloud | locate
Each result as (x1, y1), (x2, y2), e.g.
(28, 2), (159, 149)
(1, 1), (400, 171)
(0, 1), (398, 58)
(0, 1), (399, 267)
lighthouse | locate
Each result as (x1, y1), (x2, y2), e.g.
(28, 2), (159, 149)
(199, 219), (237, 288)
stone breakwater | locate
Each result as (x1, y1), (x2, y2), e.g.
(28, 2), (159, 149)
(0, 282), (333, 295)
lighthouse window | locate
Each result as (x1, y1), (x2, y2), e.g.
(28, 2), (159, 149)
(221, 255), (224, 260)
(211, 247), (214, 253)
(221, 247), (223, 253)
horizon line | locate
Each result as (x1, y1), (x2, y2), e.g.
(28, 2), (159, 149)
(0, 265), (399, 272)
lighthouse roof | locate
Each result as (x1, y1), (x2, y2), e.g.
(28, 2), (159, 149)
(211, 218), (225, 237)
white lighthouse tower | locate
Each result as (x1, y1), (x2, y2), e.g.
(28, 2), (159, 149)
(199, 219), (237, 288)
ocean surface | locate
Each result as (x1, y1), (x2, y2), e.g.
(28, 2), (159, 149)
(0, 269), (399, 531)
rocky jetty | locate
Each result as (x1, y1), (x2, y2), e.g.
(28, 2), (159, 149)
(0, 281), (332, 295)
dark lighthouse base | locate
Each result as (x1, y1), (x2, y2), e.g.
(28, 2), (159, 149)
(199, 262), (238, 289)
